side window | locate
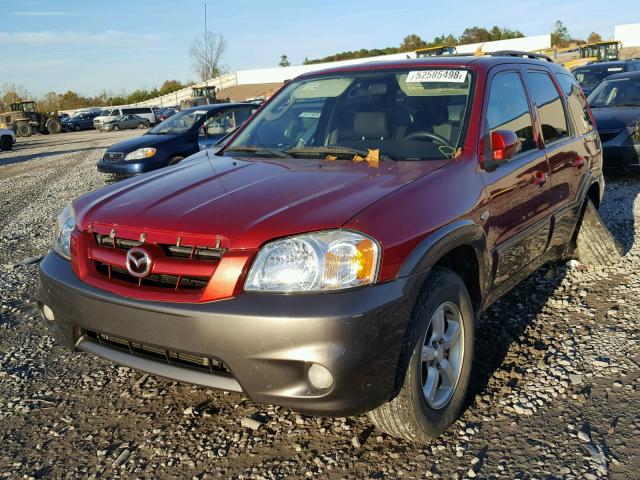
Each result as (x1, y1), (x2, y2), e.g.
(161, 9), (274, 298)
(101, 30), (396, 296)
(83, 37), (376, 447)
(234, 107), (255, 126)
(485, 71), (536, 161)
(525, 71), (570, 144)
(201, 111), (235, 136)
(556, 73), (594, 135)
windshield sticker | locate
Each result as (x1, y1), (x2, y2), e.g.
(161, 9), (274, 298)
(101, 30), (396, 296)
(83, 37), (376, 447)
(406, 70), (467, 83)
(193, 110), (208, 115)
(607, 67), (624, 72)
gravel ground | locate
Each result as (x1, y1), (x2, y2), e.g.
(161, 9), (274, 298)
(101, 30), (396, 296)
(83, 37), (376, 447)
(0, 131), (639, 479)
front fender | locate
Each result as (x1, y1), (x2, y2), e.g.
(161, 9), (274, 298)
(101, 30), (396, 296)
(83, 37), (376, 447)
(398, 219), (490, 295)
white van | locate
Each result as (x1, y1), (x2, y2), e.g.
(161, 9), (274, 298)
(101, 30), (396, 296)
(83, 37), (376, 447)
(93, 106), (156, 130)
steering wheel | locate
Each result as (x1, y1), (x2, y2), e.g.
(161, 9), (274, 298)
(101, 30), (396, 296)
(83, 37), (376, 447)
(404, 131), (454, 149)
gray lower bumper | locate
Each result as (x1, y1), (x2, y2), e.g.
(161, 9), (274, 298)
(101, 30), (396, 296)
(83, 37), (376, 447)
(38, 252), (425, 416)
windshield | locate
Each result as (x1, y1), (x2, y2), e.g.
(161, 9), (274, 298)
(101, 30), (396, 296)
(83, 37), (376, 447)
(574, 66), (624, 92)
(589, 77), (640, 107)
(148, 109), (207, 134)
(226, 68), (473, 160)
(99, 109), (114, 116)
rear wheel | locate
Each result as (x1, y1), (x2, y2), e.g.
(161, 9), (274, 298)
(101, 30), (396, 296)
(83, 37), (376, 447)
(367, 267), (474, 442)
(46, 118), (62, 134)
(0, 135), (12, 151)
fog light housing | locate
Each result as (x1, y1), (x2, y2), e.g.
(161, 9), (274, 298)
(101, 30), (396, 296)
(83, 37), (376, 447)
(307, 363), (334, 390)
(41, 304), (55, 323)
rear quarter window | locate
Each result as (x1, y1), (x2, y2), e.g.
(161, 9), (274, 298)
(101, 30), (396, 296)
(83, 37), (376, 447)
(556, 73), (594, 135)
(525, 71), (570, 144)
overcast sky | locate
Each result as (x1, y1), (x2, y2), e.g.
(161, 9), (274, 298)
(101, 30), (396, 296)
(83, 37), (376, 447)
(1, 0), (637, 96)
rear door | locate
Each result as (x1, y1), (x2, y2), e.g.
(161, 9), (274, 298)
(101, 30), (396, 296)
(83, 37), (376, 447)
(479, 66), (552, 293)
(524, 69), (585, 249)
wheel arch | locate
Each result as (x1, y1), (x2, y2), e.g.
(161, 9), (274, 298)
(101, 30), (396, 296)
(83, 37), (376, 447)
(398, 219), (490, 312)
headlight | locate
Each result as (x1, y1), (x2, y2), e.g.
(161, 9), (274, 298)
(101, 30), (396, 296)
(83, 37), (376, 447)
(245, 230), (380, 292)
(53, 205), (75, 260)
(124, 147), (156, 161)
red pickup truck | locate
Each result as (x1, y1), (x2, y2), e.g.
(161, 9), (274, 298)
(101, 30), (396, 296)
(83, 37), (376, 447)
(39, 52), (603, 441)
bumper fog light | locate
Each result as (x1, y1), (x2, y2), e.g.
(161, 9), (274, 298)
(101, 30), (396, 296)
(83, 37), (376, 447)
(41, 304), (55, 323)
(307, 363), (334, 390)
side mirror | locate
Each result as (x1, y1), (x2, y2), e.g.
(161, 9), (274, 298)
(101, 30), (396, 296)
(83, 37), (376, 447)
(490, 130), (521, 162)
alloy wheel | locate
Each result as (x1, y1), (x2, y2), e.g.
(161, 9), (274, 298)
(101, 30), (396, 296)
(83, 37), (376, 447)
(420, 301), (465, 409)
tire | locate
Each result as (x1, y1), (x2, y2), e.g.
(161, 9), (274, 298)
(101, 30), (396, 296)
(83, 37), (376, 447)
(113, 125), (120, 131)
(16, 122), (32, 137)
(574, 199), (622, 266)
(367, 267), (475, 442)
(74, 125), (81, 132)
(46, 118), (62, 134)
(0, 135), (12, 151)
(168, 156), (184, 165)
(138, 123), (145, 129)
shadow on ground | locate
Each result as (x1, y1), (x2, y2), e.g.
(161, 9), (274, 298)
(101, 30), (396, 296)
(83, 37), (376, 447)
(466, 176), (639, 405)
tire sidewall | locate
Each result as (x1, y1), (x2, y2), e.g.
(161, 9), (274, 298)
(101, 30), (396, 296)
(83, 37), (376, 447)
(407, 271), (475, 436)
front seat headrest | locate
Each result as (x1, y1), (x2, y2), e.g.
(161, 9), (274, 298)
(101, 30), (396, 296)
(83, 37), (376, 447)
(353, 111), (389, 140)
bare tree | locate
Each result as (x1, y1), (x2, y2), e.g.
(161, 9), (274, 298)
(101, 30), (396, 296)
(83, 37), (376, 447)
(190, 31), (227, 82)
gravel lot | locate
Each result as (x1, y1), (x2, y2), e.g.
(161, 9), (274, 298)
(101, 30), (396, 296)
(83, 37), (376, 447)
(1, 131), (639, 479)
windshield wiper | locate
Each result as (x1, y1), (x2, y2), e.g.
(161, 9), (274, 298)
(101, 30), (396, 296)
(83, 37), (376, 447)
(284, 146), (396, 161)
(225, 145), (291, 158)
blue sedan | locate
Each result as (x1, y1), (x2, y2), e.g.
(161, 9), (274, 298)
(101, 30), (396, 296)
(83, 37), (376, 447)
(97, 103), (257, 175)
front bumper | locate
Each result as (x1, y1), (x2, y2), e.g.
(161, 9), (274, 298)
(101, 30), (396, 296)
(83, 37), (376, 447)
(601, 132), (640, 170)
(96, 157), (168, 174)
(38, 252), (425, 416)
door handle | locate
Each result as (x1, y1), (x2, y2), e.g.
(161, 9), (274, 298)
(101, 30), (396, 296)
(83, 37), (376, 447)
(574, 156), (586, 169)
(532, 171), (548, 186)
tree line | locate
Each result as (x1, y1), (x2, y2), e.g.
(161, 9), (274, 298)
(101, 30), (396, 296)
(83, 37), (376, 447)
(298, 21), (605, 65)
(0, 79), (193, 113)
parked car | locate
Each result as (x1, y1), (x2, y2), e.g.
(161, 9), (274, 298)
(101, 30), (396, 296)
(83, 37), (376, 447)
(97, 103), (256, 175)
(588, 70), (640, 170)
(40, 53), (605, 442)
(64, 112), (99, 131)
(156, 108), (177, 123)
(573, 59), (640, 96)
(0, 126), (16, 151)
(93, 106), (156, 130)
(100, 114), (150, 132)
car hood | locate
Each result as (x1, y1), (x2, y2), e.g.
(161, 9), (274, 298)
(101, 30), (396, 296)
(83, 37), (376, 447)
(591, 106), (640, 132)
(74, 152), (449, 250)
(106, 133), (182, 153)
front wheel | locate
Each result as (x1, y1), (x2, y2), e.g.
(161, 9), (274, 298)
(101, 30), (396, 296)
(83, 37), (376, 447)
(367, 267), (475, 442)
(138, 123), (146, 129)
(113, 125), (120, 131)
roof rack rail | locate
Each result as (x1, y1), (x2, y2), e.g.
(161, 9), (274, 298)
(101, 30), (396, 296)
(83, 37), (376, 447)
(431, 50), (554, 62)
(481, 50), (554, 62)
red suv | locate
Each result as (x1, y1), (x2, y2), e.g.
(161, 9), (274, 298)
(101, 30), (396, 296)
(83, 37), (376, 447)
(39, 53), (603, 441)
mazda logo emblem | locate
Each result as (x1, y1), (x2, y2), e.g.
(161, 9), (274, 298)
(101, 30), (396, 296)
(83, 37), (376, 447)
(126, 247), (152, 278)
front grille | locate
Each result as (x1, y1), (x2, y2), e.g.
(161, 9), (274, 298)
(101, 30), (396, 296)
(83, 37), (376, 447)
(86, 331), (232, 375)
(89, 233), (225, 293)
(103, 152), (124, 162)
(95, 234), (223, 261)
(598, 130), (621, 144)
(94, 263), (208, 289)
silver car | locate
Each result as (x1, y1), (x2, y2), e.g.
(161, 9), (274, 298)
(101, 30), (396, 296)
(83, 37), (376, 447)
(101, 114), (150, 132)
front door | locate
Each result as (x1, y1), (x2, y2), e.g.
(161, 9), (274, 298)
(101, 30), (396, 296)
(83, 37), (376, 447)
(479, 67), (552, 294)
